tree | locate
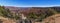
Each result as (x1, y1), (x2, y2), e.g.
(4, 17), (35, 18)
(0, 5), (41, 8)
(0, 6), (14, 19)
(28, 12), (37, 19)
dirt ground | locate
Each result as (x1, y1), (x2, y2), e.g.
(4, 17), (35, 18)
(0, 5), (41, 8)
(41, 14), (60, 23)
(0, 16), (16, 23)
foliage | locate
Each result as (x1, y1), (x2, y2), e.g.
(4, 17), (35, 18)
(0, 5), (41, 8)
(28, 8), (57, 22)
(0, 6), (19, 20)
(28, 12), (37, 19)
(14, 15), (20, 20)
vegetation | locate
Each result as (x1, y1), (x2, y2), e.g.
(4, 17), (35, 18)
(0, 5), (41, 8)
(28, 12), (37, 19)
(28, 8), (57, 22)
(0, 6), (19, 20)
(0, 6), (59, 21)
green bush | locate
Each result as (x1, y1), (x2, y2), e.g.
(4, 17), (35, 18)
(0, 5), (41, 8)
(28, 8), (57, 22)
(0, 6), (19, 20)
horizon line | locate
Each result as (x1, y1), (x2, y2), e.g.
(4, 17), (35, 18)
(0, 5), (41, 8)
(1, 5), (60, 7)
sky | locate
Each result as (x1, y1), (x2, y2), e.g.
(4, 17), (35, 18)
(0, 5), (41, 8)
(0, 0), (60, 7)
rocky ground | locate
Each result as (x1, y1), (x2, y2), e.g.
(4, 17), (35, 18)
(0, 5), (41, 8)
(0, 16), (16, 23)
(41, 14), (60, 23)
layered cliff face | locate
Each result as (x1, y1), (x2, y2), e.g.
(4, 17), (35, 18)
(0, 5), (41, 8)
(4, 7), (60, 23)
(4, 6), (58, 19)
(5, 6), (60, 14)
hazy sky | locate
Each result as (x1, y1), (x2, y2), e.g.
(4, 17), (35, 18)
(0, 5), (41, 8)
(0, 0), (60, 7)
